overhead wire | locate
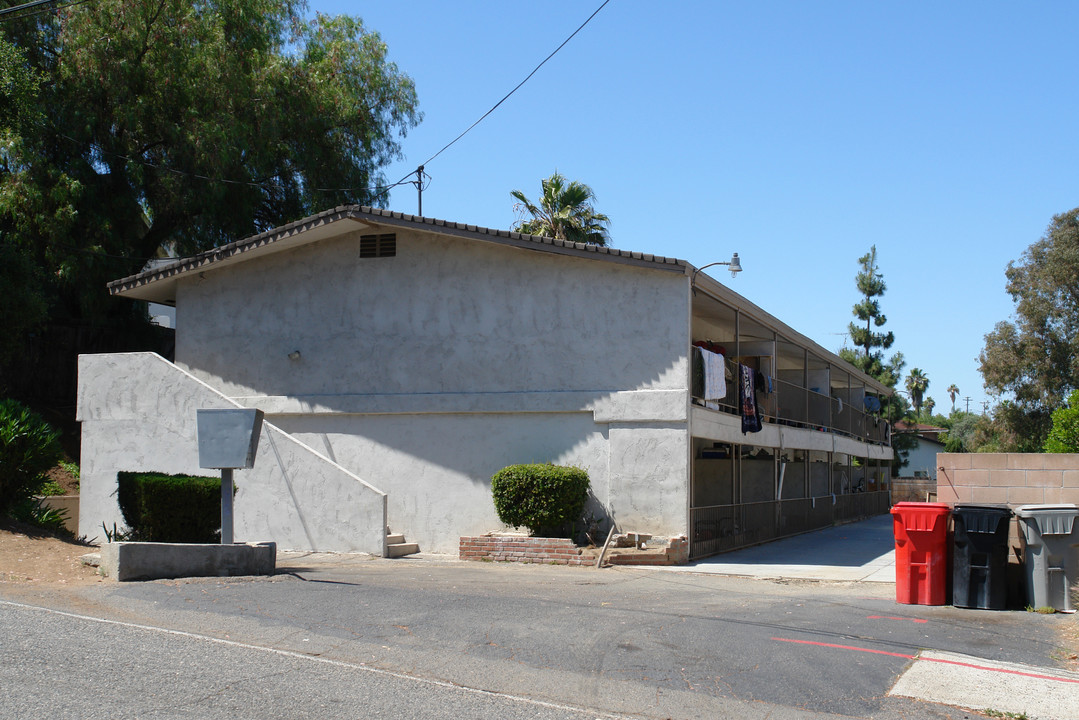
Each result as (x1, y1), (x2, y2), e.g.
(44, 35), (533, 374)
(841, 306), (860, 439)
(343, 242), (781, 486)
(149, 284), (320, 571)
(374, 0), (611, 202)
(6, 0), (610, 205)
(0, 0), (93, 22)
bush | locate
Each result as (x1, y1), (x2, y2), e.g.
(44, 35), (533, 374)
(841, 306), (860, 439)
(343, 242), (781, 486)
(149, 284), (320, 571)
(1044, 389), (1079, 453)
(39, 479), (65, 496)
(116, 471), (233, 543)
(0, 399), (62, 516)
(491, 464), (590, 536)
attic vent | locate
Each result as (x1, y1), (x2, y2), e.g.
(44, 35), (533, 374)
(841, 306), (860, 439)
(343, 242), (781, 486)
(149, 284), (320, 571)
(359, 233), (396, 258)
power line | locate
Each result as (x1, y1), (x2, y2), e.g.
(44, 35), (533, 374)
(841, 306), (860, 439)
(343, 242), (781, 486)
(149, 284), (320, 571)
(375, 0), (612, 204)
(0, 0), (62, 18)
(0, 0), (92, 22)
(11, 0), (612, 208)
(420, 0), (611, 169)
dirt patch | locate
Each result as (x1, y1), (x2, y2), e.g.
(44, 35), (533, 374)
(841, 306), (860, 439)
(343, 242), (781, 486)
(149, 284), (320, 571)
(0, 518), (101, 586)
(44, 463), (80, 495)
(1061, 613), (1079, 672)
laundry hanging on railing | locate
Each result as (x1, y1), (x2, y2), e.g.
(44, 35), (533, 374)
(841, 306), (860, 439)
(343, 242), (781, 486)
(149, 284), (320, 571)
(696, 346), (726, 409)
(739, 364), (762, 434)
(754, 371), (774, 394)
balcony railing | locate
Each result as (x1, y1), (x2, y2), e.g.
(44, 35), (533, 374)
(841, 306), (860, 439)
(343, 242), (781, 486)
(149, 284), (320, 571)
(691, 350), (889, 446)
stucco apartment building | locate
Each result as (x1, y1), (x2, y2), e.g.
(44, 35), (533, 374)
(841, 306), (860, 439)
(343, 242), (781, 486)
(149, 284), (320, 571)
(78, 206), (893, 559)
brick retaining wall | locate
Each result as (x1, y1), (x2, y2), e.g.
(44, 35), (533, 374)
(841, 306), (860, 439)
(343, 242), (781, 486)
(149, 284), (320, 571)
(459, 536), (591, 566)
(459, 535), (690, 566)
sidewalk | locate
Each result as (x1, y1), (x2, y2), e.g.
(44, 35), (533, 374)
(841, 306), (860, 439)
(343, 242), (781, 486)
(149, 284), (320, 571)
(653, 513), (896, 583)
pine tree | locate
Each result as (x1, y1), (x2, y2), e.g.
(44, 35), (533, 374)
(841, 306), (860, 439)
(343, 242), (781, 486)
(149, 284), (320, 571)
(848, 246), (895, 358)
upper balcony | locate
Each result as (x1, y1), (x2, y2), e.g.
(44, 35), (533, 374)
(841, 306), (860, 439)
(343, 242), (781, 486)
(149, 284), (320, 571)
(691, 349), (890, 446)
(688, 270), (893, 449)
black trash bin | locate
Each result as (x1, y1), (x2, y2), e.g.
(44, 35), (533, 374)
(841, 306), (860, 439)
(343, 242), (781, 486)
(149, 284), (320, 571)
(952, 504), (1013, 609)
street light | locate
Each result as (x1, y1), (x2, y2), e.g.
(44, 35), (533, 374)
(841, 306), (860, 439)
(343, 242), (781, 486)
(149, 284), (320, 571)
(690, 253), (743, 293)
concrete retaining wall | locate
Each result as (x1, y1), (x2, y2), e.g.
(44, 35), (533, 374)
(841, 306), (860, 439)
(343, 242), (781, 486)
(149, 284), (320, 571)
(100, 541), (276, 581)
(36, 495), (79, 535)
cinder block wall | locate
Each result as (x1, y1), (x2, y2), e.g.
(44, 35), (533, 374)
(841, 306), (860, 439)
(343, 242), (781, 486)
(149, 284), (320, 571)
(936, 453), (1079, 507)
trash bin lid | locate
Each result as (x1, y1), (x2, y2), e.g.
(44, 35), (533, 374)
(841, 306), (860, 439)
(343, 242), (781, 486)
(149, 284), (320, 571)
(891, 502), (951, 512)
(953, 504), (1012, 533)
(1015, 504), (1078, 535)
(891, 502), (951, 532)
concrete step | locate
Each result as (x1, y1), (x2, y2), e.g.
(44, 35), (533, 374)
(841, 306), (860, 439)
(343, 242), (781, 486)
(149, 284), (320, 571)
(386, 533), (405, 545)
(387, 542), (419, 558)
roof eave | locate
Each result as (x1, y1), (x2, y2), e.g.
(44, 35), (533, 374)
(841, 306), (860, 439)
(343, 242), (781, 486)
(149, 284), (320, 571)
(108, 205), (687, 304)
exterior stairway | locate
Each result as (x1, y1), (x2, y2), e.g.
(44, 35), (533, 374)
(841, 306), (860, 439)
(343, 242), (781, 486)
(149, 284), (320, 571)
(386, 527), (419, 558)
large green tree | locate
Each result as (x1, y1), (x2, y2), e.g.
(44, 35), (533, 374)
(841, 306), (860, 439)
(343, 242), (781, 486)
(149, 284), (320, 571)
(979, 207), (1079, 448)
(0, 36), (48, 372)
(0, 0), (420, 400)
(511, 172), (611, 246)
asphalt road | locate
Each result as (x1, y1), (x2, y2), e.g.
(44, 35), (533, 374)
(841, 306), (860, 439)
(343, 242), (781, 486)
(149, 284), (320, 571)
(1, 557), (1074, 719)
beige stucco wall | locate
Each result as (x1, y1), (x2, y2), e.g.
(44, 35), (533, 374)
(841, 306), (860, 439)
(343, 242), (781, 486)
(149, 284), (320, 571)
(162, 227), (692, 552)
(936, 453), (1079, 506)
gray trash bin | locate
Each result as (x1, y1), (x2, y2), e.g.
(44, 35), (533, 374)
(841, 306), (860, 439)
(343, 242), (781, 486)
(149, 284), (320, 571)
(1015, 504), (1079, 613)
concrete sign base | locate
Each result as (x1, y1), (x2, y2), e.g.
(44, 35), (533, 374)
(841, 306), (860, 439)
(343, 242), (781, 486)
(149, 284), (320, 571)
(99, 541), (276, 581)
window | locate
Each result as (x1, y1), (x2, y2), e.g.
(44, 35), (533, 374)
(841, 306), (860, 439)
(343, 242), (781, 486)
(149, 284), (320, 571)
(359, 233), (396, 258)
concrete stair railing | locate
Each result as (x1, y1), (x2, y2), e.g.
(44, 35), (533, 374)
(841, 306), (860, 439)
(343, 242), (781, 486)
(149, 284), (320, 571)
(77, 352), (388, 555)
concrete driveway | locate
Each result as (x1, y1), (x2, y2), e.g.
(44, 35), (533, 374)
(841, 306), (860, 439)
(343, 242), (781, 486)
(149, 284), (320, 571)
(662, 513), (897, 583)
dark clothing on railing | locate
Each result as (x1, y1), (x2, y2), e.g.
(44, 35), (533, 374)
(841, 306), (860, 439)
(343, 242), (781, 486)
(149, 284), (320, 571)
(740, 365), (762, 434)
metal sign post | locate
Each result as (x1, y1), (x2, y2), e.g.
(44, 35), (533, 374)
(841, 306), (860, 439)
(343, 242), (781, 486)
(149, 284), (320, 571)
(220, 468), (235, 544)
(196, 409), (264, 544)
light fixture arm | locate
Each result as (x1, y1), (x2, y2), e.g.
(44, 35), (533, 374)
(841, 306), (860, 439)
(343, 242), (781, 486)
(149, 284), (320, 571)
(690, 253), (743, 294)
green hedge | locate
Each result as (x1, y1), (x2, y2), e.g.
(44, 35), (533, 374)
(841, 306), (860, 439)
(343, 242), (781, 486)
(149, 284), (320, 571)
(117, 472), (233, 543)
(491, 463), (590, 536)
(0, 399), (62, 516)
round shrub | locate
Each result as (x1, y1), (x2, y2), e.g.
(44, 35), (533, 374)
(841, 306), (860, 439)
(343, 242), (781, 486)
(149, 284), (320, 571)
(0, 399), (62, 516)
(491, 463), (590, 535)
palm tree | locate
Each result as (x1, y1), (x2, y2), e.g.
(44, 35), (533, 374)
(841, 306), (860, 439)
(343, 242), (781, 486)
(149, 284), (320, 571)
(906, 368), (929, 418)
(947, 384), (960, 413)
(924, 396), (936, 418)
(511, 172), (611, 246)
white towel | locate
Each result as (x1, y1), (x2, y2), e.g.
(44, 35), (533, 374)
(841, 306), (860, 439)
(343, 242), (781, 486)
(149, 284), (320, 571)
(699, 347), (726, 406)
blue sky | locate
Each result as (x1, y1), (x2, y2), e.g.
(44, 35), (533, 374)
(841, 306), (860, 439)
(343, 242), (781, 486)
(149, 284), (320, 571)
(314, 1), (1078, 416)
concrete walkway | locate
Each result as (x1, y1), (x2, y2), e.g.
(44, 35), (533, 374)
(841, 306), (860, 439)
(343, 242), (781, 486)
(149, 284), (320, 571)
(654, 513), (897, 583)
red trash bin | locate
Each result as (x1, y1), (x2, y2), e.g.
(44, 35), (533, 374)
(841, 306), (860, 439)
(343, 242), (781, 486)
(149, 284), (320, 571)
(891, 502), (951, 605)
